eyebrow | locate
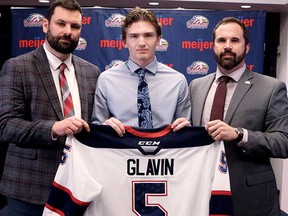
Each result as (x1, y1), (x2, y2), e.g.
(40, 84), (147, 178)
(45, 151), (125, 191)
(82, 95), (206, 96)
(56, 19), (81, 26)
(128, 31), (155, 35)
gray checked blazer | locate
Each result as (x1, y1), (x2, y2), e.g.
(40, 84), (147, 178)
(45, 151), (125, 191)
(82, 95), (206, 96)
(0, 45), (100, 205)
(189, 69), (288, 216)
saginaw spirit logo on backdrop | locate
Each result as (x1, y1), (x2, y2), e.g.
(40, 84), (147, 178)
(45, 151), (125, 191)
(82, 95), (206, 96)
(186, 15), (209, 29)
(23, 13), (45, 27)
(76, 37), (87, 50)
(187, 61), (209, 75)
(105, 13), (126, 28)
(105, 60), (125, 70)
(156, 38), (169, 51)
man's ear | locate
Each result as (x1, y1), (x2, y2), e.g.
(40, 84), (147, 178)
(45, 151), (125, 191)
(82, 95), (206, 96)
(42, 19), (48, 33)
(156, 35), (162, 46)
(123, 39), (128, 48)
(246, 43), (250, 54)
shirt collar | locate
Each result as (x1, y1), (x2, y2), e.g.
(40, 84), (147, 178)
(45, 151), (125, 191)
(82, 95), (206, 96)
(215, 64), (247, 82)
(127, 56), (158, 75)
(43, 43), (73, 72)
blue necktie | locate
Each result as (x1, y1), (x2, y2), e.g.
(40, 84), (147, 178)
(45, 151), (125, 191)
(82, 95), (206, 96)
(136, 68), (153, 128)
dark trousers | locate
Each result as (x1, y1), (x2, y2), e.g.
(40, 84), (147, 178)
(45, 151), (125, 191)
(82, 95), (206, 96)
(7, 198), (44, 216)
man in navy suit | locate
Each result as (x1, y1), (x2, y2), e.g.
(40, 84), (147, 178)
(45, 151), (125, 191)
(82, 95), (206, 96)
(0, 0), (100, 215)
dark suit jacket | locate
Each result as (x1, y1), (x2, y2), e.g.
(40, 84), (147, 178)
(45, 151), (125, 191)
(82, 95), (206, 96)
(0, 46), (100, 205)
(189, 69), (288, 216)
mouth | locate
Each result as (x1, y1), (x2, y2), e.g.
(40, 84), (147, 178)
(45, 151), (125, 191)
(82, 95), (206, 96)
(60, 37), (71, 44)
(137, 49), (148, 52)
(221, 52), (235, 59)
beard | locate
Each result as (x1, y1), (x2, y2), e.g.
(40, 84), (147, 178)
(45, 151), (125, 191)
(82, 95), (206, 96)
(46, 29), (79, 54)
(214, 48), (247, 70)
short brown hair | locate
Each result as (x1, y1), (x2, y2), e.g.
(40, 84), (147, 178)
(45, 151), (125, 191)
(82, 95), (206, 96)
(212, 17), (249, 46)
(122, 7), (161, 41)
(46, 0), (83, 21)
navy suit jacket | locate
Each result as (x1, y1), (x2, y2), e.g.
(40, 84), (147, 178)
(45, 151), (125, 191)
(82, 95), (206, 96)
(189, 69), (288, 216)
(0, 45), (100, 205)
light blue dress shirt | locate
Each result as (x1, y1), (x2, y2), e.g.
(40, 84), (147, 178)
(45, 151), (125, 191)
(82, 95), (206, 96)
(92, 57), (191, 128)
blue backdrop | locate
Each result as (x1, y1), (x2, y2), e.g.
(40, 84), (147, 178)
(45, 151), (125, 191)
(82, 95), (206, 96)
(11, 8), (266, 83)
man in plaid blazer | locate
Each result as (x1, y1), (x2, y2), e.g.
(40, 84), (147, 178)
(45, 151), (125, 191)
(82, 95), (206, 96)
(0, 0), (100, 214)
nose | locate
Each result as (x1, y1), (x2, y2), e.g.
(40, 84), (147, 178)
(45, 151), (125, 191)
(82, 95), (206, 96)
(63, 25), (72, 36)
(224, 41), (232, 50)
(138, 36), (146, 45)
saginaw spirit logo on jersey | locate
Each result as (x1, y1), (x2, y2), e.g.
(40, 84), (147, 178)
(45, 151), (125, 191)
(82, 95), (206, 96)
(43, 124), (221, 216)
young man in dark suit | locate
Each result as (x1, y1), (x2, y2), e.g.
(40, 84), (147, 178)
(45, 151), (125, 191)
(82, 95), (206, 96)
(189, 17), (288, 216)
(0, 0), (100, 214)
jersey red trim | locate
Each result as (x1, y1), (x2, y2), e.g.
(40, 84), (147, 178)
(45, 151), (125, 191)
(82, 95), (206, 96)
(53, 181), (90, 206)
(124, 125), (172, 138)
(211, 190), (232, 196)
(45, 203), (65, 216)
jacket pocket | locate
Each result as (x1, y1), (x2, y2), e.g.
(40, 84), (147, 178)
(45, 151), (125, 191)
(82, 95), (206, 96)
(246, 170), (275, 186)
(8, 144), (37, 159)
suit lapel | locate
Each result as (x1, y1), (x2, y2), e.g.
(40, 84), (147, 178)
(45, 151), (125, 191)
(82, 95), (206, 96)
(224, 69), (253, 124)
(193, 74), (215, 125)
(73, 56), (89, 120)
(33, 46), (63, 119)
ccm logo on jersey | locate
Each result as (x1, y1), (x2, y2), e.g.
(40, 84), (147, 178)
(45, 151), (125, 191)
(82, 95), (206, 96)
(138, 141), (160, 146)
(138, 141), (161, 154)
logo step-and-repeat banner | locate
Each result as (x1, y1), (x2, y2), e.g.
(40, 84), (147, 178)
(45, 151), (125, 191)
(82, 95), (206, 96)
(12, 8), (266, 84)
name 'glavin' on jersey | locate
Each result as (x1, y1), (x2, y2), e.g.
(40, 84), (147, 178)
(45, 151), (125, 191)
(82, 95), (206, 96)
(127, 158), (174, 176)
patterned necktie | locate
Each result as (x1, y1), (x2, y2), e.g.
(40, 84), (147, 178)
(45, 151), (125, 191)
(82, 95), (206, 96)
(136, 68), (153, 128)
(210, 76), (231, 121)
(59, 63), (75, 118)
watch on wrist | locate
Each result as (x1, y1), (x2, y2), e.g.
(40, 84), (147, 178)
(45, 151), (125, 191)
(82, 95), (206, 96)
(235, 127), (244, 143)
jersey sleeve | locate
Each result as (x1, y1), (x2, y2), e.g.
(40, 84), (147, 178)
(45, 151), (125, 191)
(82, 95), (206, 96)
(43, 136), (102, 216)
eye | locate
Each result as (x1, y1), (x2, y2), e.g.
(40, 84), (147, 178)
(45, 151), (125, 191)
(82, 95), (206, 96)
(71, 24), (81, 30)
(129, 34), (138, 38)
(217, 38), (226, 43)
(231, 38), (240, 43)
(145, 33), (154, 37)
(57, 21), (66, 27)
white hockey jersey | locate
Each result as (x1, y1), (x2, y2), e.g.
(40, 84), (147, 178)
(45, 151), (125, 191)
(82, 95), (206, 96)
(43, 124), (220, 216)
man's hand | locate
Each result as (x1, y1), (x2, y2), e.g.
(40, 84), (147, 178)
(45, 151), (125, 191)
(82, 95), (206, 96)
(205, 120), (238, 141)
(104, 117), (125, 137)
(171, 117), (191, 132)
(52, 116), (90, 138)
